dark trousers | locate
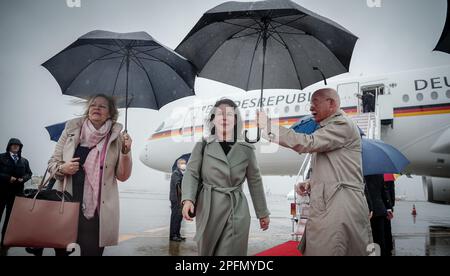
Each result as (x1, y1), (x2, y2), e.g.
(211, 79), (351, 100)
(363, 103), (375, 113)
(77, 212), (104, 256)
(0, 197), (15, 246)
(170, 200), (183, 238)
(384, 218), (393, 256)
(371, 216), (388, 256)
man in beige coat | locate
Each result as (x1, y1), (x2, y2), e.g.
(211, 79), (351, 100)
(258, 88), (372, 256)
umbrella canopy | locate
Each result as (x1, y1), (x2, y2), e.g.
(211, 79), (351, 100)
(176, 0), (358, 92)
(384, 174), (400, 182)
(290, 118), (410, 176)
(45, 121), (67, 142)
(43, 30), (197, 130)
(176, 0), (358, 142)
(434, 0), (450, 54)
(290, 115), (319, 134)
(361, 139), (410, 176)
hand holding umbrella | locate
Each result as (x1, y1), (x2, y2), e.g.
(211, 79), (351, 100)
(121, 132), (132, 154)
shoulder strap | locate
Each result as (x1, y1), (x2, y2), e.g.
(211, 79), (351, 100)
(198, 140), (206, 184)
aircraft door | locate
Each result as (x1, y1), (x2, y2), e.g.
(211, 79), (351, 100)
(337, 82), (360, 111)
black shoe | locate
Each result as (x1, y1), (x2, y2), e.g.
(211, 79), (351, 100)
(170, 236), (183, 242)
(0, 246), (9, 256)
(177, 236), (186, 241)
(26, 247), (44, 256)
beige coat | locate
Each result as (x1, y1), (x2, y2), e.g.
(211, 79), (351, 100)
(267, 110), (372, 256)
(182, 139), (270, 256)
(48, 117), (132, 247)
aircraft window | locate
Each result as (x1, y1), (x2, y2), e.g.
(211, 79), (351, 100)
(284, 106), (290, 114)
(431, 91), (439, 100)
(295, 105), (300, 113)
(245, 110), (250, 118)
(446, 90), (450, 98)
(402, 95), (410, 102)
(416, 93), (424, 101)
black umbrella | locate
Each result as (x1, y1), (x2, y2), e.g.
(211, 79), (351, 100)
(434, 0), (450, 54)
(43, 30), (197, 131)
(176, 0), (358, 142)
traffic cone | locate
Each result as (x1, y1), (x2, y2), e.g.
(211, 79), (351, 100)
(411, 204), (417, 216)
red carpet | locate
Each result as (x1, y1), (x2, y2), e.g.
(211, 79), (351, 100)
(255, 241), (302, 256)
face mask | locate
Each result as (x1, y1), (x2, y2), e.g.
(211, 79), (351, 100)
(179, 164), (187, 171)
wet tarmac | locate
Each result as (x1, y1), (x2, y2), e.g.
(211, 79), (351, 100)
(2, 190), (450, 256)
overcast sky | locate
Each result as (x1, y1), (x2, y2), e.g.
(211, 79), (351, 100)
(1, 0), (449, 197)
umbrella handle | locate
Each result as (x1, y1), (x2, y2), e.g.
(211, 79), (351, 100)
(244, 128), (261, 144)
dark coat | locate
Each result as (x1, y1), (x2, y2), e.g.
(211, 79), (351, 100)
(170, 169), (183, 203)
(384, 181), (395, 209)
(0, 138), (32, 199)
(364, 175), (392, 217)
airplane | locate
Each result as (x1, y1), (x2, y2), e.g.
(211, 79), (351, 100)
(140, 65), (450, 204)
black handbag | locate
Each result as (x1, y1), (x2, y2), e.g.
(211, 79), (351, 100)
(23, 171), (73, 202)
(188, 140), (206, 218)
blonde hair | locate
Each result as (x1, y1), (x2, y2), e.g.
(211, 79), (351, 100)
(83, 94), (119, 122)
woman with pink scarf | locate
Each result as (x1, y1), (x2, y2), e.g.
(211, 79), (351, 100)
(48, 94), (132, 256)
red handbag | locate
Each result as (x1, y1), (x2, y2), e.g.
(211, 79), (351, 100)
(3, 169), (80, 249)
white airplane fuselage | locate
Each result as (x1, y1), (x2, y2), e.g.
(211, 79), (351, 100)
(140, 65), (450, 203)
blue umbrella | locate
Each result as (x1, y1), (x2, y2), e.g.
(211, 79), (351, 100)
(361, 138), (410, 176)
(290, 115), (319, 135)
(45, 121), (67, 142)
(171, 154), (191, 172)
(290, 118), (409, 175)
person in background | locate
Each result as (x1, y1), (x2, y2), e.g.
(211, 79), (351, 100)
(0, 138), (32, 256)
(169, 158), (187, 242)
(48, 94), (132, 256)
(383, 174), (396, 256)
(364, 174), (394, 256)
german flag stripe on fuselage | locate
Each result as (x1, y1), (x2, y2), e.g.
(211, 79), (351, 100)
(149, 104), (450, 140)
(394, 103), (450, 117)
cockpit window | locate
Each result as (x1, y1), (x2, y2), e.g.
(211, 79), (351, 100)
(155, 122), (165, 133)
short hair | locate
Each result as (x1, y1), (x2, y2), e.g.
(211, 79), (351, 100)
(83, 94), (119, 122)
(313, 88), (341, 109)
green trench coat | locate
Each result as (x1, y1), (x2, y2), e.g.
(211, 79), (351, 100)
(181, 140), (270, 256)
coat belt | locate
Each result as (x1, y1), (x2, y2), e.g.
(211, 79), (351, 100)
(194, 182), (243, 242)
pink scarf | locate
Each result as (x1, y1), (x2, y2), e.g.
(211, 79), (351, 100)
(80, 119), (112, 219)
